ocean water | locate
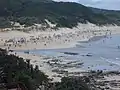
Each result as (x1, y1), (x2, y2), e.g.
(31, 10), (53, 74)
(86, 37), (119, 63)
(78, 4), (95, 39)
(22, 34), (120, 71)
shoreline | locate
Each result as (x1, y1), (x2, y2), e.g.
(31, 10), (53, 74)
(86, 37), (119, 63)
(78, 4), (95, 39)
(9, 34), (120, 82)
(1, 23), (120, 51)
(6, 51), (120, 89)
(14, 34), (107, 52)
(1, 23), (120, 82)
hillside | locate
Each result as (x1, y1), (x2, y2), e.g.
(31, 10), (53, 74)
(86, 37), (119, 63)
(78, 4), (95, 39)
(0, 0), (120, 28)
(90, 7), (120, 24)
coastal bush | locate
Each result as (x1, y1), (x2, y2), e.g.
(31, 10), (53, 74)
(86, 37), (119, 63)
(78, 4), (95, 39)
(0, 49), (48, 90)
(55, 77), (91, 90)
(0, 0), (120, 28)
(0, 48), (94, 90)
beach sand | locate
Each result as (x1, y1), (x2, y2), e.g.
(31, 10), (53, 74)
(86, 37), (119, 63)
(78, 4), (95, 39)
(0, 23), (120, 50)
(1, 23), (120, 82)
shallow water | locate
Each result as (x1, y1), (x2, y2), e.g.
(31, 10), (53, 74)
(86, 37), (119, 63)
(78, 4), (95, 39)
(22, 34), (120, 71)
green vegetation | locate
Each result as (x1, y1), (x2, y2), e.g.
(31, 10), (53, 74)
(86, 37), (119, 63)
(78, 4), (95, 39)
(90, 7), (120, 25)
(0, 0), (120, 28)
(55, 77), (91, 90)
(0, 48), (92, 90)
(0, 48), (48, 90)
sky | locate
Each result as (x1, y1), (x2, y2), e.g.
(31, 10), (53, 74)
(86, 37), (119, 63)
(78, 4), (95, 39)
(53, 0), (120, 10)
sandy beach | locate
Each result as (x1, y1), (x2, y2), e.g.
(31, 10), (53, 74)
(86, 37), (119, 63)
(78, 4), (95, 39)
(0, 23), (120, 50)
(1, 23), (120, 82)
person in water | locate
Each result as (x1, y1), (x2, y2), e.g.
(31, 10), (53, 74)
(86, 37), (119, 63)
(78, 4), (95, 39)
(118, 45), (120, 49)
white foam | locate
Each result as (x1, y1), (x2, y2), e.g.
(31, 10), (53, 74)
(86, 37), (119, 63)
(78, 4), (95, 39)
(100, 57), (120, 66)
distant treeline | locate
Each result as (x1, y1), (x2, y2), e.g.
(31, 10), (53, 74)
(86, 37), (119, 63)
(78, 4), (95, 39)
(0, 0), (120, 28)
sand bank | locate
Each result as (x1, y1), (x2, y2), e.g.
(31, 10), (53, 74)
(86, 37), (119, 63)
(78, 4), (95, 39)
(0, 23), (120, 50)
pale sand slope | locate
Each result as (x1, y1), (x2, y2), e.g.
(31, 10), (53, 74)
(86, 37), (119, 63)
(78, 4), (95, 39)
(0, 23), (120, 50)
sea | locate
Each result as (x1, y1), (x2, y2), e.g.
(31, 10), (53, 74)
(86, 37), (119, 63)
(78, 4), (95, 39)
(18, 34), (120, 72)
